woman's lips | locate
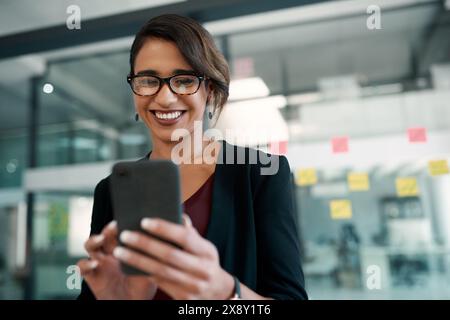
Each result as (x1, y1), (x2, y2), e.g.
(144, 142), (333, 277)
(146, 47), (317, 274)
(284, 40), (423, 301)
(148, 110), (186, 126)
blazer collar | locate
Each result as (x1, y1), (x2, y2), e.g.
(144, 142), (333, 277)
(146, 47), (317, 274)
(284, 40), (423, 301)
(205, 140), (236, 257)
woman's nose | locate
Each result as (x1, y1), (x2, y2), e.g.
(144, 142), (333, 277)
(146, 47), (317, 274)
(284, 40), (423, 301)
(153, 82), (178, 106)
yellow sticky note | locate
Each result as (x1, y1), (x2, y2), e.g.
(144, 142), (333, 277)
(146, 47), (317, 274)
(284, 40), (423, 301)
(295, 168), (317, 186)
(330, 200), (352, 219)
(396, 177), (419, 197)
(428, 160), (449, 176)
(347, 172), (370, 191)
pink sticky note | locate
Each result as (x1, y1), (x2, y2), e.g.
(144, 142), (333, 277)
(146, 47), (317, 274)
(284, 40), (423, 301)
(269, 141), (288, 155)
(408, 127), (427, 143)
(332, 136), (349, 153)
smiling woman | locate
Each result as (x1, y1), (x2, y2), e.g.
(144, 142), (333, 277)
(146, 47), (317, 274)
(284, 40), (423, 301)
(76, 14), (307, 301)
(129, 14), (229, 133)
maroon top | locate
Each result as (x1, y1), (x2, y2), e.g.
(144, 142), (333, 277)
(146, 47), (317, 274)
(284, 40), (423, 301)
(153, 173), (215, 300)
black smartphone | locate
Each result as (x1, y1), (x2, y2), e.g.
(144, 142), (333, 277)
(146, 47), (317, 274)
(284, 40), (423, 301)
(109, 160), (182, 275)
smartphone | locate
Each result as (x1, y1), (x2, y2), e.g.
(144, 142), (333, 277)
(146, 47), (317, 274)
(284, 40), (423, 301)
(109, 160), (182, 275)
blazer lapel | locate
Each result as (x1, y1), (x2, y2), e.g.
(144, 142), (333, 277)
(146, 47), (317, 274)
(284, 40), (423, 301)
(206, 140), (236, 259)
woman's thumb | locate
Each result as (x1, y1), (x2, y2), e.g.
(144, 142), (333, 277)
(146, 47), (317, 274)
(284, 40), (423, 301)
(182, 213), (193, 228)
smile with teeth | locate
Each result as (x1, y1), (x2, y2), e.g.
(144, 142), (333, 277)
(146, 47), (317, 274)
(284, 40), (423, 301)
(153, 111), (184, 120)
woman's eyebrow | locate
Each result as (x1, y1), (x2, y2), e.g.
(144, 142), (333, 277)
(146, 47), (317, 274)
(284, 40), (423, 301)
(172, 69), (196, 75)
(135, 69), (196, 76)
(136, 69), (159, 76)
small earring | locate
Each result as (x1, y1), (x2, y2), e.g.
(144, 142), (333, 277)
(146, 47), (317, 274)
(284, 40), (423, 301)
(135, 113), (139, 122)
(208, 105), (214, 120)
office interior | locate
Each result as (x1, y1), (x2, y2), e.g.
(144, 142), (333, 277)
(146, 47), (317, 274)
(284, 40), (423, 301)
(1, 0), (450, 299)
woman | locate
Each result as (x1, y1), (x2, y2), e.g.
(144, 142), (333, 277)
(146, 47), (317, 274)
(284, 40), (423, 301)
(77, 14), (307, 300)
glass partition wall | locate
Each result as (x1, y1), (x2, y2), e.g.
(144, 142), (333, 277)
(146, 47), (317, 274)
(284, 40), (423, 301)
(1, 0), (450, 299)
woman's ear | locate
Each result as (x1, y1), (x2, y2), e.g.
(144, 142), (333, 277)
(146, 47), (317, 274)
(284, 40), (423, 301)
(206, 80), (214, 103)
(207, 93), (212, 105)
(205, 89), (212, 105)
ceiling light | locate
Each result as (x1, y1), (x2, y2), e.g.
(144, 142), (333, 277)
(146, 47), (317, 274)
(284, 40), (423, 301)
(214, 96), (289, 146)
(228, 77), (269, 101)
(42, 83), (54, 94)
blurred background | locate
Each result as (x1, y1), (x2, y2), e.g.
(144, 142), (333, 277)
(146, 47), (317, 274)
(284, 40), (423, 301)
(1, 0), (450, 299)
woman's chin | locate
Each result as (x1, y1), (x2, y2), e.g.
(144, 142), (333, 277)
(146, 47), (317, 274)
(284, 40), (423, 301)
(153, 132), (187, 145)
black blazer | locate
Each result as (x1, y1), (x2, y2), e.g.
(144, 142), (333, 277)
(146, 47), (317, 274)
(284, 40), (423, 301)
(78, 140), (308, 300)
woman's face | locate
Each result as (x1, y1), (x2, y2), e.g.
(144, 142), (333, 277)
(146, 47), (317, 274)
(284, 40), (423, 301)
(132, 37), (211, 143)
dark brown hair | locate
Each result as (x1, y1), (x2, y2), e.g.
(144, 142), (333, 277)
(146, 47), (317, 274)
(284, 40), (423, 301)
(129, 14), (230, 115)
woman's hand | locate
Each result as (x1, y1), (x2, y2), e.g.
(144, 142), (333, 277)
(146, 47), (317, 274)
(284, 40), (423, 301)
(77, 221), (157, 300)
(113, 214), (235, 300)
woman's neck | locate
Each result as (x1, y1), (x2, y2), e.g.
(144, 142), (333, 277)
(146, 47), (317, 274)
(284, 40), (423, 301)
(149, 139), (178, 160)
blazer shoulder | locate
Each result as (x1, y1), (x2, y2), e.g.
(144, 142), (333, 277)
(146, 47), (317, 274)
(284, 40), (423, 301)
(244, 146), (290, 180)
(221, 141), (287, 169)
(220, 141), (290, 194)
(94, 176), (111, 198)
(90, 175), (113, 235)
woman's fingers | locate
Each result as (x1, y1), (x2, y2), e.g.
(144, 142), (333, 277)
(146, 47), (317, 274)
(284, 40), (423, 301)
(119, 230), (210, 280)
(84, 234), (105, 256)
(182, 213), (192, 228)
(113, 247), (207, 294)
(101, 220), (118, 254)
(77, 258), (99, 277)
(140, 218), (217, 259)
(83, 220), (118, 257)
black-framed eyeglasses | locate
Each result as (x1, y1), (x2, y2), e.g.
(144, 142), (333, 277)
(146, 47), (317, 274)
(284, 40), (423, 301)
(126, 73), (206, 96)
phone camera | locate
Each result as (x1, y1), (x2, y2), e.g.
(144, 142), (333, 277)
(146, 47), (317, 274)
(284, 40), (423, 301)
(116, 167), (129, 177)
